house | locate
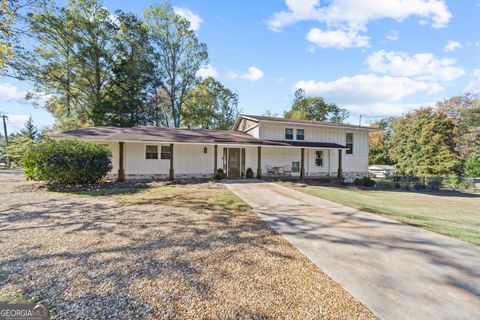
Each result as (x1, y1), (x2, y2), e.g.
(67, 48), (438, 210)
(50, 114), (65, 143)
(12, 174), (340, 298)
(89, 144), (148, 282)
(368, 164), (395, 178)
(52, 114), (372, 181)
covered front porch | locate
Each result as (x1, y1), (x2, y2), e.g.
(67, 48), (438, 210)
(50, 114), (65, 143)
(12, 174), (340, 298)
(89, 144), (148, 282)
(111, 141), (346, 181)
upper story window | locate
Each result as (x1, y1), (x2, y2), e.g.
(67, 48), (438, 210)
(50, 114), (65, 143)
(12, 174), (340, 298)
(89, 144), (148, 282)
(296, 129), (305, 140)
(161, 146), (172, 159)
(315, 151), (323, 166)
(346, 132), (353, 155)
(145, 145), (158, 159)
(285, 128), (294, 140)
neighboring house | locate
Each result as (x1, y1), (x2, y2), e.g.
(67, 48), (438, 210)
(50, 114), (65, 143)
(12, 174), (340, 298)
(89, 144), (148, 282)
(368, 164), (394, 178)
(52, 114), (372, 181)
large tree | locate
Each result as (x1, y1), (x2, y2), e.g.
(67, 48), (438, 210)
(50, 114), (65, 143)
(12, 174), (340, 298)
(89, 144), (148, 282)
(368, 117), (396, 165)
(182, 77), (239, 129)
(284, 88), (349, 123)
(436, 93), (480, 158)
(389, 108), (461, 175)
(144, 1), (208, 127)
(99, 11), (157, 127)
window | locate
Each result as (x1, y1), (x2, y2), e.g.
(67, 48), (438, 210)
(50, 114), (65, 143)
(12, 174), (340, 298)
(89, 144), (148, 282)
(145, 145), (158, 159)
(296, 129), (305, 140)
(315, 151), (323, 166)
(285, 128), (294, 140)
(346, 132), (353, 155)
(292, 161), (300, 173)
(161, 146), (172, 159)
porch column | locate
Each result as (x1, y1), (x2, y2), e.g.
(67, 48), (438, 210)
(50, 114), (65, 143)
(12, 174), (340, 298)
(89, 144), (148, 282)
(257, 146), (262, 179)
(117, 142), (125, 182)
(169, 143), (174, 181)
(213, 145), (218, 177)
(337, 149), (343, 178)
(327, 149), (331, 176)
(300, 148), (305, 179)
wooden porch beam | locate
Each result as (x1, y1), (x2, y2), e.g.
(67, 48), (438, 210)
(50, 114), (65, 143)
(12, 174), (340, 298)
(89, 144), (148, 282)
(337, 149), (343, 178)
(257, 146), (262, 179)
(117, 142), (125, 182)
(213, 145), (218, 178)
(300, 147), (305, 179)
(169, 143), (174, 181)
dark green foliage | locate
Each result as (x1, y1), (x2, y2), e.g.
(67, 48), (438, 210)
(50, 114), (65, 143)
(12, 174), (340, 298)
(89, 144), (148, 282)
(23, 139), (112, 184)
(464, 154), (480, 177)
(390, 108), (461, 175)
(284, 89), (349, 123)
(353, 177), (376, 187)
(182, 77), (239, 129)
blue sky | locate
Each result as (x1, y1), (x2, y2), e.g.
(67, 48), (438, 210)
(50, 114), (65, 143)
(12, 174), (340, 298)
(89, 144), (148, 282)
(2, 0), (480, 133)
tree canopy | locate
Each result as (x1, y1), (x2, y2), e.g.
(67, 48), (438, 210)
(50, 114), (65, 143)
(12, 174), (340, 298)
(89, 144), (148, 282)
(182, 77), (238, 130)
(389, 108), (461, 175)
(284, 89), (349, 123)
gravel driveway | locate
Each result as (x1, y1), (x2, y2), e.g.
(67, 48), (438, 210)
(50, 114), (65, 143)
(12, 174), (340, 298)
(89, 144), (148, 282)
(0, 170), (375, 319)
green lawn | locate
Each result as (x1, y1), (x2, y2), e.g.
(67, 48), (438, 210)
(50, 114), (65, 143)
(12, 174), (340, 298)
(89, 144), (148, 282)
(286, 184), (480, 245)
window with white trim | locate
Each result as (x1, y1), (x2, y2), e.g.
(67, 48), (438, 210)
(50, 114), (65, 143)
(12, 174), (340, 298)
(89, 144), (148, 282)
(285, 128), (294, 140)
(161, 146), (172, 159)
(145, 145), (158, 159)
(296, 129), (305, 140)
(346, 132), (353, 155)
(315, 151), (323, 166)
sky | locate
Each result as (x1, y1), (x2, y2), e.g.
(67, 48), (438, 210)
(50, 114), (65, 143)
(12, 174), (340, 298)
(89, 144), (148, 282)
(2, 0), (480, 133)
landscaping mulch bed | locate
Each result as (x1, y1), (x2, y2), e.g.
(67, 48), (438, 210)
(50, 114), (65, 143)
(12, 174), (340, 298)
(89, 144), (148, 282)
(0, 171), (376, 319)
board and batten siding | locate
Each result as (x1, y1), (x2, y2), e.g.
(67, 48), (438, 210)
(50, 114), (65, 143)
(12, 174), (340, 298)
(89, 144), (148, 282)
(257, 123), (369, 174)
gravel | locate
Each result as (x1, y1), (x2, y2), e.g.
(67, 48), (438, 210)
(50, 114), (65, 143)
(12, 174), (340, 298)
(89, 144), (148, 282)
(0, 169), (376, 319)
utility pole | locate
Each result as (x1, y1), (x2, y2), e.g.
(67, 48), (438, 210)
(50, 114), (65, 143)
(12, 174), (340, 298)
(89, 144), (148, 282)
(1, 114), (10, 167)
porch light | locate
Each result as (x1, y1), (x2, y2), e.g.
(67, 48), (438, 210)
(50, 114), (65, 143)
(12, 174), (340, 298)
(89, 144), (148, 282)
(204, 147), (208, 153)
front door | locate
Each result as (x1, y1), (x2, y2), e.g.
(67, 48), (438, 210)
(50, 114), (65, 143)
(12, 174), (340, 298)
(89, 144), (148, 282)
(228, 148), (240, 178)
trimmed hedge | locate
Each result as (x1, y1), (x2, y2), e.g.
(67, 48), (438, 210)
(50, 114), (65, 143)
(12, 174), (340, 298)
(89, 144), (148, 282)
(23, 139), (112, 185)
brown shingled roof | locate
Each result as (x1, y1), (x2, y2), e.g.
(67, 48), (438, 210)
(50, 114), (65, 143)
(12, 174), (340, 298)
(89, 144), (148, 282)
(51, 126), (347, 149)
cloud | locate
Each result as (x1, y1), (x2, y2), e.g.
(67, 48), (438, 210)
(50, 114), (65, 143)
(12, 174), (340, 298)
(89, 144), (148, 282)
(307, 28), (369, 49)
(268, 0), (451, 31)
(347, 101), (436, 118)
(268, 0), (451, 49)
(366, 50), (465, 82)
(173, 7), (202, 32)
(0, 83), (26, 101)
(444, 40), (461, 52)
(386, 29), (399, 41)
(465, 69), (480, 93)
(196, 64), (218, 78)
(5, 115), (29, 129)
(230, 66), (264, 81)
(294, 74), (442, 106)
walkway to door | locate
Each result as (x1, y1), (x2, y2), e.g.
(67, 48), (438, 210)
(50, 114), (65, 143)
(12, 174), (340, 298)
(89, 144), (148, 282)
(225, 182), (480, 320)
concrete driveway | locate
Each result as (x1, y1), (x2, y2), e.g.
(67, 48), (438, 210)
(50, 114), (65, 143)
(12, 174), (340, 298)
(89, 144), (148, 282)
(225, 182), (480, 320)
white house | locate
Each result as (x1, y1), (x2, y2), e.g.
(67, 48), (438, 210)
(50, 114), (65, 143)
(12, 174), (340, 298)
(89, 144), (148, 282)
(52, 114), (372, 181)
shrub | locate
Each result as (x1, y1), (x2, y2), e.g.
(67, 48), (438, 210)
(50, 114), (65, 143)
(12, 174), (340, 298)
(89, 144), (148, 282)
(353, 176), (376, 187)
(464, 154), (480, 178)
(246, 168), (254, 179)
(448, 174), (461, 189)
(215, 168), (224, 180)
(23, 139), (112, 185)
(460, 178), (474, 189)
(425, 176), (443, 190)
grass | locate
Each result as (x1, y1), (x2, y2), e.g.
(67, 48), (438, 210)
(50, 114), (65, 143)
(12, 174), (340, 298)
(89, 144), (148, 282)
(285, 183), (480, 245)
(69, 184), (251, 213)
